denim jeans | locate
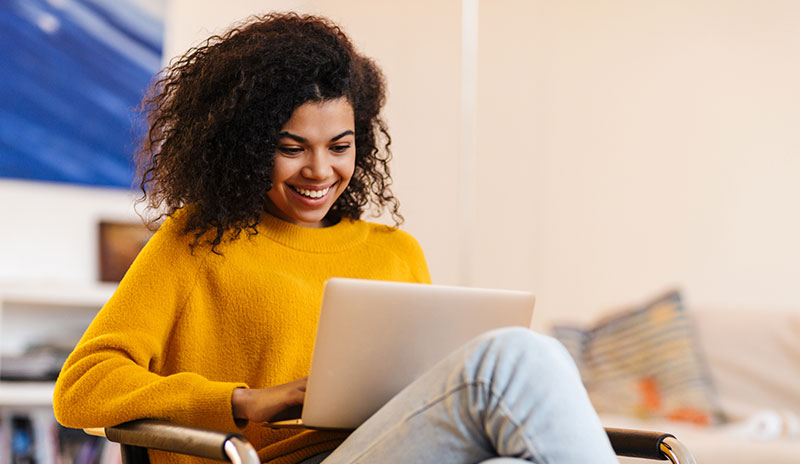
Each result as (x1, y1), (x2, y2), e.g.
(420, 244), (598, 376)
(302, 327), (617, 464)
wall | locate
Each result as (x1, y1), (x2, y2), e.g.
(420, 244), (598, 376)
(2, 0), (799, 328)
(0, 180), (138, 283)
(475, 0), (800, 327)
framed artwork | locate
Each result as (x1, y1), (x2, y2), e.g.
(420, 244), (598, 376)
(98, 220), (154, 282)
(0, 0), (165, 188)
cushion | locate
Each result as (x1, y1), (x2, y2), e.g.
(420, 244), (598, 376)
(553, 290), (724, 425)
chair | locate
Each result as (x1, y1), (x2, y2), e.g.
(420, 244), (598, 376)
(85, 420), (696, 463)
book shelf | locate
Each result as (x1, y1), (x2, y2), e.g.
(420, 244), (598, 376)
(0, 283), (117, 464)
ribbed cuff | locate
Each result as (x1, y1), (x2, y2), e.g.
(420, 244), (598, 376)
(180, 380), (249, 432)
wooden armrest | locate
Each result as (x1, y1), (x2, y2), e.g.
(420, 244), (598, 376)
(84, 420), (259, 463)
(605, 427), (696, 464)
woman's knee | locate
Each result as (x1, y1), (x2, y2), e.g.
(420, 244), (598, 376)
(468, 327), (577, 374)
(477, 327), (568, 356)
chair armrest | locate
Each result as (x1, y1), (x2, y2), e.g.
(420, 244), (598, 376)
(605, 427), (696, 464)
(86, 421), (691, 464)
(85, 420), (259, 464)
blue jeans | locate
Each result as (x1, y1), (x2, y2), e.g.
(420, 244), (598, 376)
(302, 327), (618, 464)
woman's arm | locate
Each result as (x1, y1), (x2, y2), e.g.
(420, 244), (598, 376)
(53, 219), (246, 432)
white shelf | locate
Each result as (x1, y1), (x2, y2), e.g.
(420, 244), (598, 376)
(0, 381), (55, 407)
(0, 283), (116, 406)
(0, 283), (117, 307)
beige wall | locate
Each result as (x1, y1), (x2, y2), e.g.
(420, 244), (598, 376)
(476, 0), (800, 327)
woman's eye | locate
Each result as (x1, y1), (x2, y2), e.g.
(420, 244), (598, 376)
(279, 147), (303, 155)
(330, 144), (351, 153)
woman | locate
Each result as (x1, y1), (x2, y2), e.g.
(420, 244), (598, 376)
(53, 13), (617, 464)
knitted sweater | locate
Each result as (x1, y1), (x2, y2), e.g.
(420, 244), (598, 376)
(53, 211), (431, 464)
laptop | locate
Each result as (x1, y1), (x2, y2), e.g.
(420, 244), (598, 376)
(266, 277), (535, 430)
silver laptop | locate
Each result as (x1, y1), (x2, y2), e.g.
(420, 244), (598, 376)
(266, 277), (535, 430)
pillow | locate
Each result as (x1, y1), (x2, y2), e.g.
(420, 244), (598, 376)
(553, 290), (724, 425)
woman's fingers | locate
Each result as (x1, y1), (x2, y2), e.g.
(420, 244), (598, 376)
(232, 377), (310, 422)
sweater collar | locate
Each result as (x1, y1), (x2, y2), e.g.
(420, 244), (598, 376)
(257, 212), (369, 253)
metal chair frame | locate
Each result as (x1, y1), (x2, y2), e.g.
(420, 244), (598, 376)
(86, 420), (696, 463)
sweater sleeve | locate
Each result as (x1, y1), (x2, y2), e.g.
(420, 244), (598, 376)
(377, 227), (431, 284)
(53, 217), (246, 432)
(403, 231), (432, 284)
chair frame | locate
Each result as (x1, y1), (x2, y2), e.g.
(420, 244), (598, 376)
(86, 420), (696, 464)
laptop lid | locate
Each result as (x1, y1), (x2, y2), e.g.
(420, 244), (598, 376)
(300, 278), (535, 430)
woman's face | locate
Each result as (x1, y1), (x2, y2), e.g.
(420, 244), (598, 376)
(265, 97), (356, 228)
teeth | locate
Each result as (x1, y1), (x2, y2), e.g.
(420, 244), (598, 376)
(294, 186), (330, 199)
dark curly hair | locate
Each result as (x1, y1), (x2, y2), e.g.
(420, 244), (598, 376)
(135, 12), (401, 249)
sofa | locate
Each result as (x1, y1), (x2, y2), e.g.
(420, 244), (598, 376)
(553, 294), (800, 463)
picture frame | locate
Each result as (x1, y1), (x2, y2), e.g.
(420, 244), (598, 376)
(98, 220), (154, 282)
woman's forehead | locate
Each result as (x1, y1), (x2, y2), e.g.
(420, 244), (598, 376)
(280, 98), (355, 140)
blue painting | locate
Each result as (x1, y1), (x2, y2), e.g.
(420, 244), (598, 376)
(0, 0), (165, 188)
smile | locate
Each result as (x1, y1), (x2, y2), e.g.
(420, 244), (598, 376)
(290, 185), (332, 199)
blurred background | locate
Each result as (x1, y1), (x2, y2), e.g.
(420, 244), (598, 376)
(1, 1), (799, 462)
(2, 0), (799, 328)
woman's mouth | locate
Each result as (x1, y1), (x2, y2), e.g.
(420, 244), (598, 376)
(290, 185), (332, 200)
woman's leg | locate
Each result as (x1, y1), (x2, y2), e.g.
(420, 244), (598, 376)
(321, 327), (617, 464)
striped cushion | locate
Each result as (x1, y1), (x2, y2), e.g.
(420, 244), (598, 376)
(554, 290), (723, 425)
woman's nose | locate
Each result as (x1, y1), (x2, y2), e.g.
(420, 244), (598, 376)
(301, 149), (333, 179)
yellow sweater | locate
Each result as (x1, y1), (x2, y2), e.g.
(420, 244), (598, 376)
(53, 212), (431, 464)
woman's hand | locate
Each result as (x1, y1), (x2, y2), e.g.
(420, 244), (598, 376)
(231, 376), (307, 423)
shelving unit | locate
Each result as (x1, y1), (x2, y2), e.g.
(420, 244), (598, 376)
(0, 382), (55, 407)
(0, 284), (116, 373)
(0, 283), (116, 464)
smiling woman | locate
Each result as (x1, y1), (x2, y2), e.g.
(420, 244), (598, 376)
(53, 14), (433, 464)
(133, 13), (399, 250)
(266, 98), (356, 228)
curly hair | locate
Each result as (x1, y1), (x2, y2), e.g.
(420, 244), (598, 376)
(135, 12), (401, 250)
